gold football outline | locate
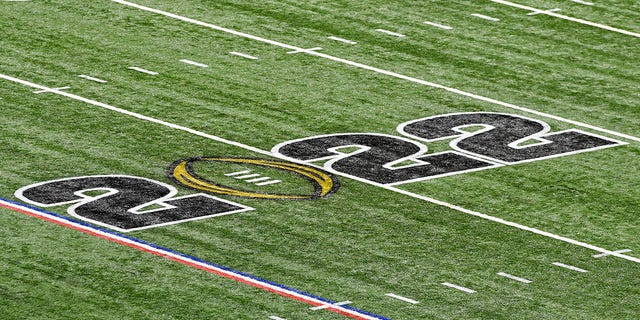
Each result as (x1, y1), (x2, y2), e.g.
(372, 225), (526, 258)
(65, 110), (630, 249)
(167, 157), (339, 200)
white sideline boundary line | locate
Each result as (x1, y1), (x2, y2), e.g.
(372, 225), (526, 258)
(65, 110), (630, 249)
(3, 73), (640, 266)
(0, 198), (385, 320)
(109, 0), (640, 143)
(492, 0), (640, 38)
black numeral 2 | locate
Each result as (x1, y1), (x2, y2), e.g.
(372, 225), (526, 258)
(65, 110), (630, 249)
(15, 175), (253, 232)
(273, 112), (623, 185)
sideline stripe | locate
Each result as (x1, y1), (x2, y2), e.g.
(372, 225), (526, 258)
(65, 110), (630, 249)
(2, 73), (640, 266)
(492, 0), (640, 38)
(0, 198), (388, 320)
(109, 0), (640, 144)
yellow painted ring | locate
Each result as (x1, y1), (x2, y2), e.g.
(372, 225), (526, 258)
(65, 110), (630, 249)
(167, 157), (339, 200)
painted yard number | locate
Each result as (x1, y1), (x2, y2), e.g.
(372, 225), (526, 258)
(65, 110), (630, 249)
(15, 112), (623, 231)
(273, 112), (623, 185)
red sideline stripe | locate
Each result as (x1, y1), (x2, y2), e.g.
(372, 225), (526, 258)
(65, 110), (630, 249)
(0, 200), (385, 320)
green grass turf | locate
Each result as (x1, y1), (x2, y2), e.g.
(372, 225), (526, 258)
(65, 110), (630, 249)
(1, 0), (639, 319)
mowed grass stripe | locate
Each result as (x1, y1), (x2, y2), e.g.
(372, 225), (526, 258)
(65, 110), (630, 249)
(2, 1), (640, 319)
(110, 0), (640, 143)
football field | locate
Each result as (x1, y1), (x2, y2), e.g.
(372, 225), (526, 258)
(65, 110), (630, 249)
(1, 1), (639, 319)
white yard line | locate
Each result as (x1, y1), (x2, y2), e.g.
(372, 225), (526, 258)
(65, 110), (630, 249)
(527, 8), (561, 16)
(310, 300), (352, 311)
(492, 0), (640, 38)
(593, 249), (631, 258)
(109, 0), (640, 144)
(385, 293), (419, 304)
(33, 86), (70, 94)
(3, 72), (640, 265)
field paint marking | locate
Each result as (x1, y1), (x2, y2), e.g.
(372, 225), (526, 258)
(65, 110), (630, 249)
(230, 51), (259, 60)
(3, 74), (640, 266)
(423, 21), (453, 30)
(375, 29), (406, 37)
(269, 317), (287, 320)
(492, 0), (640, 38)
(471, 13), (501, 22)
(225, 170), (253, 176)
(234, 173), (262, 179)
(108, 0), (640, 144)
(497, 272), (532, 284)
(328, 36), (357, 45)
(527, 8), (561, 16)
(552, 262), (588, 273)
(179, 59), (208, 68)
(33, 86), (70, 94)
(246, 177), (271, 183)
(571, 0), (593, 5)
(593, 249), (631, 258)
(385, 293), (419, 304)
(311, 300), (352, 311)
(128, 66), (159, 75)
(287, 47), (322, 54)
(255, 180), (282, 186)
(78, 75), (107, 83)
(0, 199), (388, 320)
(442, 282), (476, 294)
